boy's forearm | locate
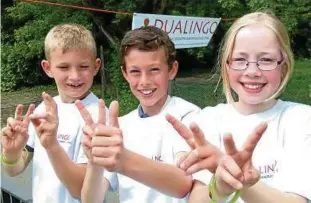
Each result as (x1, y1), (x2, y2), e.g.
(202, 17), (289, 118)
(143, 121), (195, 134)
(241, 181), (308, 203)
(120, 149), (193, 198)
(81, 162), (109, 203)
(45, 143), (86, 199)
(2, 150), (32, 176)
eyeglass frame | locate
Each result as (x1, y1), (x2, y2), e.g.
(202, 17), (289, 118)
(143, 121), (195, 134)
(226, 58), (283, 71)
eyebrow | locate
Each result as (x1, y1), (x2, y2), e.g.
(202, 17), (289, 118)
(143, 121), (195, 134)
(232, 51), (278, 56)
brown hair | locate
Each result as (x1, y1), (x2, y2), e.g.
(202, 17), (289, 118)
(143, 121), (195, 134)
(120, 26), (176, 69)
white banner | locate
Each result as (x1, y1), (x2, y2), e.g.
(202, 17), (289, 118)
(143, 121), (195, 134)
(132, 13), (221, 49)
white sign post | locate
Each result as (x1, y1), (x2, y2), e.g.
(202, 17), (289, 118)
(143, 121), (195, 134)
(132, 13), (221, 49)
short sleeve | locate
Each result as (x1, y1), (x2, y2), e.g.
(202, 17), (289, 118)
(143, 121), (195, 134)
(26, 122), (36, 149)
(104, 171), (119, 192)
(273, 108), (311, 200)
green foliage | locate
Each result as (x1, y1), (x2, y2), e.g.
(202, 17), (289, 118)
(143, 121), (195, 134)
(1, 1), (91, 91)
(2, 0), (310, 95)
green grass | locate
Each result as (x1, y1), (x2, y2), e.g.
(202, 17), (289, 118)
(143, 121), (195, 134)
(279, 59), (311, 104)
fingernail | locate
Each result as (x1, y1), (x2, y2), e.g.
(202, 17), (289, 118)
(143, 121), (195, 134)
(237, 182), (243, 189)
(180, 163), (185, 169)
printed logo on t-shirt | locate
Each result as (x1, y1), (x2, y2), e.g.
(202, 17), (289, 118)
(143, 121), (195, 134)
(151, 155), (163, 162)
(57, 133), (71, 143)
(258, 160), (278, 179)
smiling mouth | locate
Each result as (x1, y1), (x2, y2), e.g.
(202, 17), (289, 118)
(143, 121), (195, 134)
(243, 83), (265, 89)
(241, 83), (266, 93)
(139, 89), (156, 96)
(67, 83), (83, 88)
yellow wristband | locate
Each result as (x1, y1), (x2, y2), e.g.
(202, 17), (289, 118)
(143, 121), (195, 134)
(1, 147), (29, 167)
(209, 175), (241, 203)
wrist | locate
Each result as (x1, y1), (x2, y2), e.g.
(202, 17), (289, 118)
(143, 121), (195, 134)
(118, 148), (129, 174)
(45, 141), (61, 153)
(209, 175), (241, 203)
(2, 148), (23, 163)
(2, 147), (28, 167)
(89, 162), (105, 173)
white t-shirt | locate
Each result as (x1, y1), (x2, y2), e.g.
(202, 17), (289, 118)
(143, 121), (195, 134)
(104, 96), (200, 203)
(191, 100), (311, 202)
(27, 92), (103, 203)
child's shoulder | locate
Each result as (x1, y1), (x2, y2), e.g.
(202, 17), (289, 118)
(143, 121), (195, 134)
(170, 96), (200, 109)
(166, 96), (201, 119)
(278, 100), (311, 119)
(200, 102), (229, 116)
(119, 108), (138, 122)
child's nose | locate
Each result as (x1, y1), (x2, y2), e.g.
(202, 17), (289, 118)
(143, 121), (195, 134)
(69, 69), (80, 80)
(140, 73), (151, 85)
(244, 63), (262, 77)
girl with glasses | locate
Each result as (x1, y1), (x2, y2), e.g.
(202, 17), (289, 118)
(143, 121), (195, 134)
(168, 11), (311, 203)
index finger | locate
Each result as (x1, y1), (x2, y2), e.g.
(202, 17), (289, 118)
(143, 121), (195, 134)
(23, 104), (36, 124)
(189, 122), (206, 147)
(223, 133), (238, 156)
(97, 99), (106, 125)
(42, 92), (57, 115)
(109, 101), (119, 127)
(14, 104), (24, 121)
(75, 100), (95, 126)
(166, 114), (196, 149)
(243, 122), (267, 153)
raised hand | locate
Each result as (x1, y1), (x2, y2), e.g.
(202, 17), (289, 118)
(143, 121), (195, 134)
(91, 101), (124, 172)
(30, 92), (59, 150)
(75, 99), (106, 160)
(1, 104), (35, 161)
(166, 114), (223, 174)
(76, 100), (124, 172)
(214, 122), (267, 197)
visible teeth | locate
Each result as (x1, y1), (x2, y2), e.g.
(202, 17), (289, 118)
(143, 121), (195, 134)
(141, 90), (153, 94)
(69, 84), (81, 87)
(244, 84), (263, 89)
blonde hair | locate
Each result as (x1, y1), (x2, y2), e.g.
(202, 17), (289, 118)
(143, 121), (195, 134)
(219, 11), (294, 103)
(44, 23), (97, 60)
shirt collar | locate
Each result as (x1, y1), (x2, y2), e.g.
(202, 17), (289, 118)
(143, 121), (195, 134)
(138, 105), (150, 118)
(137, 95), (171, 118)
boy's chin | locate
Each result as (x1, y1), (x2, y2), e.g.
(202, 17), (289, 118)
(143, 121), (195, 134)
(61, 92), (90, 103)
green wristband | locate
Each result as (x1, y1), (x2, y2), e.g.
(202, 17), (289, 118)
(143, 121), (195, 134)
(208, 175), (241, 203)
(1, 147), (29, 167)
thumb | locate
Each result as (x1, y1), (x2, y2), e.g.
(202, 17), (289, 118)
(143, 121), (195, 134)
(109, 101), (119, 128)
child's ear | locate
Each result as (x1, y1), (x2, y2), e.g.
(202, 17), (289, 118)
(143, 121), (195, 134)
(94, 58), (101, 75)
(41, 60), (53, 78)
(121, 66), (130, 82)
(169, 61), (179, 80)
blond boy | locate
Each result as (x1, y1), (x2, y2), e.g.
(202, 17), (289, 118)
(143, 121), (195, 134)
(1, 23), (105, 203)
